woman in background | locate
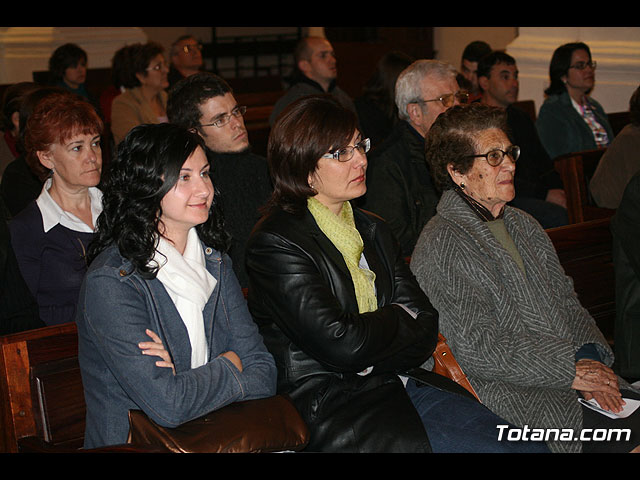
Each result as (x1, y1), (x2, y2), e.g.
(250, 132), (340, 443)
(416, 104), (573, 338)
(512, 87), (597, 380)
(110, 42), (169, 145)
(0, 82), (39, 179)
(536, 42), (614, 160)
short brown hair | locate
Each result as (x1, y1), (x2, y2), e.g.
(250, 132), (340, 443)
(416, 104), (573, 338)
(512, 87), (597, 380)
(266, 94), (358, 215)
(425, 103), (509, 192)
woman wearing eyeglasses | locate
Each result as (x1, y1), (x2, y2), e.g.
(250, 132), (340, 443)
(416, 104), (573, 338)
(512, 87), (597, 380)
(411, 103), (640, 453)
(111, 42), (169, 145)
(536, 42), (614, 160)
(245, 95), (545, 453)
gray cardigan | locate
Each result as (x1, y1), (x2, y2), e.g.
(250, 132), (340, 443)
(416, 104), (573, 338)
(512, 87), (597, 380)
(410, 189), (615, 453)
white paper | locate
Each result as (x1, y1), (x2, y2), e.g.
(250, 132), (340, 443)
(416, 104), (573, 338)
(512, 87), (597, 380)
(578, 397), (640, 419)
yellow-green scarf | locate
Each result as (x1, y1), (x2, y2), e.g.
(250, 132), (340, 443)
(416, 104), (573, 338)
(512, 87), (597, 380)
(307, 197), (377, 313)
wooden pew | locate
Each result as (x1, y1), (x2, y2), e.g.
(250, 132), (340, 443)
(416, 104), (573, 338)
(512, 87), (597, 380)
(0, 323), (157, 452)
(547, 217), (615, 345)
(554, 148), (615, 224)
(608, 111), (631, 137)
(235, 90), (283, 158)
(1, 314), (479, 454)
(512, 99), (537, 122)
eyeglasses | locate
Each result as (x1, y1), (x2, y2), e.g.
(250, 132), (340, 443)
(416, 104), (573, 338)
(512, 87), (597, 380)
(466, 145), (520, 167)
(181, 44), (203, 54)
(322, 137), (370, 162)
(569, 61), (597, 71)
(198, 106), (247, 128)
(146, 61), (168, 72)
(417, 91), (469, 108)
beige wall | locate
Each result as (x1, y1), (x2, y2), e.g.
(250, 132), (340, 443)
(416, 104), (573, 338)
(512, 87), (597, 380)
(433, 27), (518, 68)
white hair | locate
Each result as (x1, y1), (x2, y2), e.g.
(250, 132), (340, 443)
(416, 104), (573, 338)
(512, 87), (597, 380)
(395, 59), (458, 121)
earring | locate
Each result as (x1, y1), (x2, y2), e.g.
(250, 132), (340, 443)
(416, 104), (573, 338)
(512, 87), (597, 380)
(460, 182), (466, 190)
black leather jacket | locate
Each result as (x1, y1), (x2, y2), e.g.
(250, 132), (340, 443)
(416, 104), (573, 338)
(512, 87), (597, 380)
(246, 205), (466, 452)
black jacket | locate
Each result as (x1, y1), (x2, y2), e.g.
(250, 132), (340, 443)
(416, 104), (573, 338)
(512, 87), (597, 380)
(246, 204), (470, 452)
(506, 104), (564, 200)
(361, 120), (440, 257)
(612, 171), (640, 379)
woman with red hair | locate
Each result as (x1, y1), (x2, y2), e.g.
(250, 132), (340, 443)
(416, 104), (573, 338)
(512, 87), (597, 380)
(9, 90), (103, 326)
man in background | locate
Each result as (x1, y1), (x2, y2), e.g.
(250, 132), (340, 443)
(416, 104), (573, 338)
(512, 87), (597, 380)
(477, 50), (568, 228)
(270, 36), (356, 124)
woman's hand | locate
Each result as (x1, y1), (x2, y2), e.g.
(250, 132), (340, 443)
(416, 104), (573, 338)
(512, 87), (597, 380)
(139, 329), (175, 375)
(582, 391), (626, 414)
(219, 351), (243, 372)
(571, 359), (624, 412)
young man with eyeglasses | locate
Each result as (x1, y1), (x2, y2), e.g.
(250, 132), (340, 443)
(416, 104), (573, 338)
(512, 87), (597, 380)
(168, 35), (205, 88)
(477, 50), (568, 229)
(167, 72), (272, 288)
(362, 59), (465, 257)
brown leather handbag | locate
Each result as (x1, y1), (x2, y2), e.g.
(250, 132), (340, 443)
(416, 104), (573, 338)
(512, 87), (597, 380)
(432, 333), (480, 401)
(127, 395), (309, 453)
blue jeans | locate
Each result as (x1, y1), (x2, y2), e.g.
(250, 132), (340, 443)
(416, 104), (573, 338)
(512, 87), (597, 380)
(406, 379), (550, 453)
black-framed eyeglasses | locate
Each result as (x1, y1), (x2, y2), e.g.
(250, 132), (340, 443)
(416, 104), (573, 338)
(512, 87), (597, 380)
(198, 106), (247, 128)
(322, 137), (370, 162)
(181, 43), (203, 54)
(466, 145), (520, 167)
(416, 91), (469, 108)
(569, 61), (597, 71)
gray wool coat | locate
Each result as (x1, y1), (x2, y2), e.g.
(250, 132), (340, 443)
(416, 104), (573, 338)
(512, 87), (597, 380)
(410, 189), (617, 453)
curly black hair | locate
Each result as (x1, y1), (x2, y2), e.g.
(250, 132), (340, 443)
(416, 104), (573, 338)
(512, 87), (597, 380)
(88, 123), (230, 278)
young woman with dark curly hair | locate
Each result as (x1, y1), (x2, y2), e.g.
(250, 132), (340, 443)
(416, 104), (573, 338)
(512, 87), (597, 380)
(77, 122), (276, 448)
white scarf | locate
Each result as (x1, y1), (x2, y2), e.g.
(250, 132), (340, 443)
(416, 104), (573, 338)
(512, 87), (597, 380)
(152, 228), (217, 369)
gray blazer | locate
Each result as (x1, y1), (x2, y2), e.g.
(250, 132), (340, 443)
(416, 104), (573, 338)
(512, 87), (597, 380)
(77, 243), (276, 448)
(411, 189), (616, 453)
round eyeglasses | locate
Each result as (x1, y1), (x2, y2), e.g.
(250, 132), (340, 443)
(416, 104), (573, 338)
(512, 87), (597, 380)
(417, 91), (470, 108)
(322, 138), (370, 162)
(197, 106), (247, 128)
(569, 61), (597, 71)
(466, 145), (520, 167)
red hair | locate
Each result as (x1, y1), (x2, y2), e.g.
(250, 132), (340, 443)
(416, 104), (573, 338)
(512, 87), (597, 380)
(25, 91), (103, 158)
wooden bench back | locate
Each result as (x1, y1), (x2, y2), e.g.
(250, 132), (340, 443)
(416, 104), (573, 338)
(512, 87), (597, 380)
(0, 323), (83, 452)
(547, 217), (615, 344)
(554, 148), (614, 224)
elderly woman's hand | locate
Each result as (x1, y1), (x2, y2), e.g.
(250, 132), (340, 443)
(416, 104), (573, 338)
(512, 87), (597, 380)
(139, 329), (176, 375)
(571, 359), (624, 412)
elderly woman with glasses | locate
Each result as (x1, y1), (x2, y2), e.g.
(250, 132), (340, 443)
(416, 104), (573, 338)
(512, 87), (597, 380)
(411, 103), (640, 453)
(111, 42), (169, 145)
(536, 42), (614, 160)
(245, 95), (546, 453)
